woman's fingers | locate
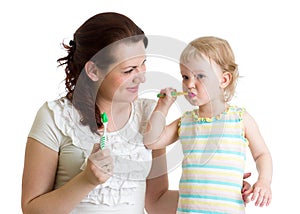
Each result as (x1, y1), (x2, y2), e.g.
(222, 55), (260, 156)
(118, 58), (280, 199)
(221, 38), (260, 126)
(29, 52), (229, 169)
(89, 149), (113, 172)
(243, 172), (251, 179)
(85, 147), (114, 185)
(91, 143), (101, 153)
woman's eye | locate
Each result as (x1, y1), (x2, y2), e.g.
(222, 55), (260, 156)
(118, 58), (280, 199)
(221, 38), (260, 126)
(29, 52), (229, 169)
(124, 68), (134, 74)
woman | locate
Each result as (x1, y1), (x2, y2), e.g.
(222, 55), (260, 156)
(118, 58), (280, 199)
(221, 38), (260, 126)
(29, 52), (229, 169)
(21, 12), (251, 214)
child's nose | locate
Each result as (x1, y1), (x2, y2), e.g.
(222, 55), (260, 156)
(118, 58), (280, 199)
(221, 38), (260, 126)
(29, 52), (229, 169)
(185, 77), (195, 89)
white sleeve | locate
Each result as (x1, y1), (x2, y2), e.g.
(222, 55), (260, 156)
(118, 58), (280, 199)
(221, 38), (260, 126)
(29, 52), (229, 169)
(28, 102), (61, 152)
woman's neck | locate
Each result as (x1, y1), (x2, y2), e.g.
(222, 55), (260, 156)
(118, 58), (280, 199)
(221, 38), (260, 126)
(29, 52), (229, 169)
(96, 98), (132, 132)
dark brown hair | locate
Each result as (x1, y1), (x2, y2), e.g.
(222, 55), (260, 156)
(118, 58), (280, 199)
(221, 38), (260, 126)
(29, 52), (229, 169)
(57, 12), (147, 133)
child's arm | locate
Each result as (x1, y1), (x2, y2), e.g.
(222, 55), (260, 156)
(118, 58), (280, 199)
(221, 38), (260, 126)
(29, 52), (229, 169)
(145, 117), (180, 149)
(243, 111), (273, 207)
(144, 88), (179, 149)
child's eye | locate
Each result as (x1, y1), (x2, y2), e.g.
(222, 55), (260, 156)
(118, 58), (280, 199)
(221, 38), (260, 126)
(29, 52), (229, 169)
(196, 74), (205, 80)
(182, 75), (188, 80)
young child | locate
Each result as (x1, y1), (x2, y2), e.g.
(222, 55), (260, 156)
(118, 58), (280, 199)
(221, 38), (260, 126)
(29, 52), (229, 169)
(144, 36), (273, 214)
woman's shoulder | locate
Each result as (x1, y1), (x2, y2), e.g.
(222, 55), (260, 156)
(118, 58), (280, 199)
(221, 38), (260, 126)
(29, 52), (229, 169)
(46, 96), (72, 111)
(33, 97), (77, 136)
(28, 98), (70, 152)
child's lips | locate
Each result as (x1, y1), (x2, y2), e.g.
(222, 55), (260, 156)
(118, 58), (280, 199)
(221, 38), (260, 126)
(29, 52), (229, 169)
(188, 92), (196, 98)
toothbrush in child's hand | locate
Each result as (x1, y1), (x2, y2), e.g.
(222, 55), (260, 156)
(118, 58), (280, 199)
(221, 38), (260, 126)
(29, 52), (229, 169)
(157, 91), (188, 98)
(100, 112), (108, 149)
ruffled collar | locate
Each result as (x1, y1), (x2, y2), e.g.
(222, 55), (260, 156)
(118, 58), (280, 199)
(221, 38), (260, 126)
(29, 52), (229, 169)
(47, 97), (153, 206)
(47, 97), (99, 152)
(191, 105), (231, 123)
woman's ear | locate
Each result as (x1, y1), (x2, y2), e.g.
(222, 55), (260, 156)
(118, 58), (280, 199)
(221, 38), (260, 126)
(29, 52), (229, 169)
(85, 61), (100, 82)
(220, 71), (232, 89)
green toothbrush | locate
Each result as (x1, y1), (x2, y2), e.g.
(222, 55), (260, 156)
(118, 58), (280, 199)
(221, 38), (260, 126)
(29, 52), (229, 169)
(100, 112), (108, 149)
(157, 91), (188, 98)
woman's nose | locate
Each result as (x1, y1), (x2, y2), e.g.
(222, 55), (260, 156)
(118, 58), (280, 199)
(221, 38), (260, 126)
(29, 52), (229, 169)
(133, 70), (146, 84)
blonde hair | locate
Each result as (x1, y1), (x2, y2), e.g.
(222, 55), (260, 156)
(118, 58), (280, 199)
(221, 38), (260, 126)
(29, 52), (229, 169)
(180, 36), (239, 101)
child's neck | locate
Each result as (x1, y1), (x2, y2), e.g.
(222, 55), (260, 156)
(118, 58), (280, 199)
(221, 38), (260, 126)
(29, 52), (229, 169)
(197, 100), (228, 118)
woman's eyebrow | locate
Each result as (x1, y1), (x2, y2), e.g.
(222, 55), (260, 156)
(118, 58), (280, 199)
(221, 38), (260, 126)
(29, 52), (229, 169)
(120, 65), (137, 71)
(121, 58), (146, 69)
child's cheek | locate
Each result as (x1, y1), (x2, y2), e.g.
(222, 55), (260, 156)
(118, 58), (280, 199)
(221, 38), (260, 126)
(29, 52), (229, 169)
(182, 82), (188, 90)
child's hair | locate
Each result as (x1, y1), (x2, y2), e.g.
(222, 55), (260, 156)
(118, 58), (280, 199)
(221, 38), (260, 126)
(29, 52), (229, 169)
(180, 36), (239, 101)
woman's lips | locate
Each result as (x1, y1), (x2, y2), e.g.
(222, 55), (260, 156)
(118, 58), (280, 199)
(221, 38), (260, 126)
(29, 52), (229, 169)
(127, 86), (139, 93)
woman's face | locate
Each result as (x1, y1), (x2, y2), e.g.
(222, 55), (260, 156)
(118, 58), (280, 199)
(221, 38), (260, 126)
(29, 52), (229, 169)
(98, 41), (147, 103)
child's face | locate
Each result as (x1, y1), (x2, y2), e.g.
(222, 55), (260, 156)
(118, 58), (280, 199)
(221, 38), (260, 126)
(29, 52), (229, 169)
(180, 55), (224, 106)
(98, 41), (147, 103)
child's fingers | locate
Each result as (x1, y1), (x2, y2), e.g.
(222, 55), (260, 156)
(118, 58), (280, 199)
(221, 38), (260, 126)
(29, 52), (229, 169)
(266, 195), (272, 206)
(259, 191), (272, 207)
(251, 187), (259, 203)
(259, 195), (268, 207)
(165, 88), (176, 97)
(253, 187), (271, 207)
(254, 189), (265, 206)
(158, 88), (177, 98)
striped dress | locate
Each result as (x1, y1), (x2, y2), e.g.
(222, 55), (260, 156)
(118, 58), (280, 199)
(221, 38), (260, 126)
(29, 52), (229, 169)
(177, 106), (248, 214)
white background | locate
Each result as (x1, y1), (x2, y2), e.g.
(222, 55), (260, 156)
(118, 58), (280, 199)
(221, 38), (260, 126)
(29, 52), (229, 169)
(1, 0), (299, 213)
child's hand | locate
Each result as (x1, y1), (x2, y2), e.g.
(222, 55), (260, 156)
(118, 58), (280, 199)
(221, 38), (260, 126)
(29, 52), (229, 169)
(251, 180), (272, 207)
(157, 88), (177, 114)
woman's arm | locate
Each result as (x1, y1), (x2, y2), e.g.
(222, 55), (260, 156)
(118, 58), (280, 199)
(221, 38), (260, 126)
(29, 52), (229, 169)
(21, 138), (112, 214)
(243, 111), (273, 207)
(145, 148), (179, 214)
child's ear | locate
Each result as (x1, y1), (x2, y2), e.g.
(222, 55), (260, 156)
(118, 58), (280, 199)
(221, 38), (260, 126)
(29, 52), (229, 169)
(220, 72), (232, 89)
(85, 61), (100, 81)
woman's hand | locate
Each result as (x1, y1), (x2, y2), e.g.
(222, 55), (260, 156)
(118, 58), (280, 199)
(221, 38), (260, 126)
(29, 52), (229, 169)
(241, 172), (252, 205)
(83, 143), (114, 186)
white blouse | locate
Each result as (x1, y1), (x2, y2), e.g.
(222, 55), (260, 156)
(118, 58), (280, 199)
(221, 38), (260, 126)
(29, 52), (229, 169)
(28, 97), (156, 213)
